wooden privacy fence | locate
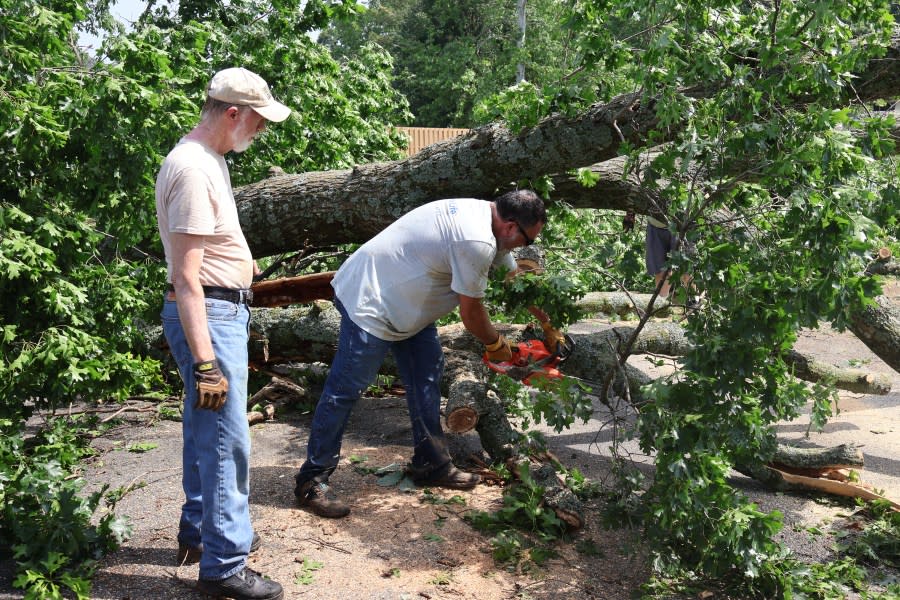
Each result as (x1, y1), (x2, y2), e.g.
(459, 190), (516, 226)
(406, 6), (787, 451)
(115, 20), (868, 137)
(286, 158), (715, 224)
(395, 127), (470, 156)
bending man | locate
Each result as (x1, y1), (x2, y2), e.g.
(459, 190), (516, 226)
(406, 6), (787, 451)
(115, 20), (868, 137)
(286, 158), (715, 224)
(294, 190), (559, 518)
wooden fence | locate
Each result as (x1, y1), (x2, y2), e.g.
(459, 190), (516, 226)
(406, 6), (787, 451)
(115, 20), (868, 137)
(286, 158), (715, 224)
(395, 126), (470, 156)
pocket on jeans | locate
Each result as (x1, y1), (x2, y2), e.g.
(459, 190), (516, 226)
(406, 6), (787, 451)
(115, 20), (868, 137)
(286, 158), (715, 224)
(205, 300), (240, 321)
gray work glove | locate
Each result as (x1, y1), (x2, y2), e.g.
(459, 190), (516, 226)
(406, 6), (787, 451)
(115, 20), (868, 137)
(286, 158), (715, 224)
(193, 359), (228, 411)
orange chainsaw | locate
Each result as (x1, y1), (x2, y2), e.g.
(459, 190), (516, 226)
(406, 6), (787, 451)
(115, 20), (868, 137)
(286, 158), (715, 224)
(483, 334), (575, 385)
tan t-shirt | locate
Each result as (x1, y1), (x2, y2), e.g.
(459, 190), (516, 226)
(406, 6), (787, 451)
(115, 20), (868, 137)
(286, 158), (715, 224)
(155, 139), (253, 289)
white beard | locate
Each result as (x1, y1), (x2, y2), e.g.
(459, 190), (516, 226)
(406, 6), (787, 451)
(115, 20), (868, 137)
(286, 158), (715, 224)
(231, 132), (254, 153)
(230, 114), (259, 153)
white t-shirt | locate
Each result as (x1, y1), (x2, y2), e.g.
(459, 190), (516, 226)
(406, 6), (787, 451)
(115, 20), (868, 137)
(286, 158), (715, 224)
(333, 199), (516, 341)
(155, 139), (254, 289)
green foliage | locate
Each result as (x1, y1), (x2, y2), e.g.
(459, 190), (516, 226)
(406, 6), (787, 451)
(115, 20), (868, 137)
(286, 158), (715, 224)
(464, 460), (575, 572)
(491, 372), (593, 434)
(1, 0), (411, 595)
(421, 489), (466, 506)
(457, 0), (899, 592)
(294, 557), (324, 585)
(465, 463), (566, 541)
(126, 442), (158, 453)
(0, 419), (131, 599)
(835, 501), (900, 568)
(0, 0), (164, 420)
(320, 0), (617, 126)
(485, 267), (587, 328)
(4, 0), (899, 597)
(539, 205), (651, 298)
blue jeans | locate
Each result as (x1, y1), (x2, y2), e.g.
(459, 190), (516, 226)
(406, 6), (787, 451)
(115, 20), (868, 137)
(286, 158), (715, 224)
(162, 298), (253, 581)
(296, 298), (449, 488)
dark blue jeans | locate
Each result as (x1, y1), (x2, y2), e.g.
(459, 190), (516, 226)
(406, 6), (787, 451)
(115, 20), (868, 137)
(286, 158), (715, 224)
(162, 298), (253, 581)
(296, 298), (449, 488)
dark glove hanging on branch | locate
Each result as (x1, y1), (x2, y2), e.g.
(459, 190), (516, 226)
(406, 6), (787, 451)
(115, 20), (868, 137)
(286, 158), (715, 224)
(622, 210), (635, 233)
(193, 359), (228, 410)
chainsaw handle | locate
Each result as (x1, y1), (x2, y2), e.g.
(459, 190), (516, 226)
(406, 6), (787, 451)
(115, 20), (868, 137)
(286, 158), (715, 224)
(556, 334), (575, 362)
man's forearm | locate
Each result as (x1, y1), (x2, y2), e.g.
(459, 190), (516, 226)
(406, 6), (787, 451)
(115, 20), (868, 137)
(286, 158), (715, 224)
(174, 282), (215, 363)
(458, 296), (499, 344)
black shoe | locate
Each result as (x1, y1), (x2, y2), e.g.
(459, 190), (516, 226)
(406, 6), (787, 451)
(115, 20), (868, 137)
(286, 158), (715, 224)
(410, 463), (480, 490)
(197, 567), (283, 600)
(177, 532), (262, 565)
(295, 480), (350, 518)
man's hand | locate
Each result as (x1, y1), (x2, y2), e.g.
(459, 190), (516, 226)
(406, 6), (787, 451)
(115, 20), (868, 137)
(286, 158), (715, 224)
(484, 335), (513, 362)
(193, 359), (228, 410)
(541, 321), (566, 354)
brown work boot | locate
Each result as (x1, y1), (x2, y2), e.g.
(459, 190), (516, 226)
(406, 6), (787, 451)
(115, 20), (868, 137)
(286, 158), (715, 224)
(410, 463), (480, 490)
(176, 532), (261, 565)
(295, 480), (350, 518)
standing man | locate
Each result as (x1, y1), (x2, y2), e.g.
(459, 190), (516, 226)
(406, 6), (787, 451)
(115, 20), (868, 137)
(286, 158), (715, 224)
(294, 189), (562, 518)
(156, 67), (289, 600)
(624, 210), (695, 303)
(645, 214), (697, 304)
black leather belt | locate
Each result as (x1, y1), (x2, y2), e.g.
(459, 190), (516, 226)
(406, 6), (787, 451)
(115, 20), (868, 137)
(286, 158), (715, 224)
(166, 284), (253, 305)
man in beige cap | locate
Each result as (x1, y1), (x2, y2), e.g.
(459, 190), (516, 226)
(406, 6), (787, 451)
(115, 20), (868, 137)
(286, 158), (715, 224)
(155, 67), (289, 600)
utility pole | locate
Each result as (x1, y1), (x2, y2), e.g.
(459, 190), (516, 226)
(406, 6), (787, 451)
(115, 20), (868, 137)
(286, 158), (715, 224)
(516, 0), (526, 83)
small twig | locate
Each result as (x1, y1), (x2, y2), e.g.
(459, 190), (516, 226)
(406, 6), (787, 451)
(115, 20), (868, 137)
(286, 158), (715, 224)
(299, 536), (352, 555)
(99, 404), (129, 423)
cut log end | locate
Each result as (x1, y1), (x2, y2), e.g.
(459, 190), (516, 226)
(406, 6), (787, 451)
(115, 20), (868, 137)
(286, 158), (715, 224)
(554, 506), (586, 530)
(446, 407), (479, 433)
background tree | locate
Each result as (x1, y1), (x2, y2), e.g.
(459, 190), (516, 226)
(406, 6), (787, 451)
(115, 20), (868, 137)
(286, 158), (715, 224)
(319, 0), (614, 127)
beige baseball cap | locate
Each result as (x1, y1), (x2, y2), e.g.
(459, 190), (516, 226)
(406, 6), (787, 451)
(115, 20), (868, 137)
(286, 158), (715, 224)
(206, 67), (291, 123)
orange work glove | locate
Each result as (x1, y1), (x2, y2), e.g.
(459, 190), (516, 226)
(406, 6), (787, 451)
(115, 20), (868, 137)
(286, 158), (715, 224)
(193, 359), (229, 411)
(484, 334), (513, 362)
(540, 321), (566, 354)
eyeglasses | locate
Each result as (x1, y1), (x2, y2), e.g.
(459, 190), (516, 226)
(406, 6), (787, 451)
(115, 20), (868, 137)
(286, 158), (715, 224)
(513, 221), (534, 246)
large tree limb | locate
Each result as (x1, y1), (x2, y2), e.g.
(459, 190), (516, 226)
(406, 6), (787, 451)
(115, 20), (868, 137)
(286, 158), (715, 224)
(236, 90), (656, 255)
(736, 444), (900, 510)
(235, 34), (900, 256)
(848, 294), (900, 373)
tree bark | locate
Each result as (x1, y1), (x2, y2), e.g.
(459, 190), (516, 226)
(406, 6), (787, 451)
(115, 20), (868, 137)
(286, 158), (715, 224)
(866, 259), (899, 277)
(785, 349), (893, 395)
(848, 295), (900, 374)
(577, 291), (672, 318)
(236, 89), (658, 255)
(238, 296), (894, 398)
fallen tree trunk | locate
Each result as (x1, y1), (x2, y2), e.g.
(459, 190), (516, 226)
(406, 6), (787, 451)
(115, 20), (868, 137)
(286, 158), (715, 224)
(736, 444), (900, 510)
(866, 259), (899, 277)
(848, 294), (900, 374)
(785, 350), (893, 395)
(235, 33), (900, 255)
(144, 299), (895, 508)
(576, 291), (672, 318)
